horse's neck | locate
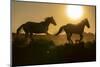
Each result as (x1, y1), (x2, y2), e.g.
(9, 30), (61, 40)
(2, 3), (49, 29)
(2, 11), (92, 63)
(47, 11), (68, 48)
(44, 20), (50, 26)
(42, 21), (50, 26)
(77, 22), (85, 30)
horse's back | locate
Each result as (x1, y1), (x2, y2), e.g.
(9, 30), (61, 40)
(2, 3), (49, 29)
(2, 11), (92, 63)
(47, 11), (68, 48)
(24, 21), (43, 28)
(64, 24), (75, 29)
(64, 24), (82, 34)
(23, 21), (48, 33)
(25, 21), (39, 25)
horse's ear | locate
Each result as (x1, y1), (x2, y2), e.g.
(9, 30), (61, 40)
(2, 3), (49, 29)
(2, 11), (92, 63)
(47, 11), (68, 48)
(84, 18), (88, 20)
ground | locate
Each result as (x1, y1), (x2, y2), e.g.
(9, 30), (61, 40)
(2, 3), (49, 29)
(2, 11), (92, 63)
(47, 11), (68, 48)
(12, 33), (96, 66)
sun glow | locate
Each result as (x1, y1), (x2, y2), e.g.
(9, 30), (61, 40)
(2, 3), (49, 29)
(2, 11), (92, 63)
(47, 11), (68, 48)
(67, 5), (84, 19)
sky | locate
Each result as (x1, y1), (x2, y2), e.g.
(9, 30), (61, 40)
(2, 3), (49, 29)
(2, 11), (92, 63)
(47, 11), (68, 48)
(12, 1), (96, 34)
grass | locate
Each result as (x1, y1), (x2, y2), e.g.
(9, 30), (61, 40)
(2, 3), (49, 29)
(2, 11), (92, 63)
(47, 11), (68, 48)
(12, 33), (96, 66)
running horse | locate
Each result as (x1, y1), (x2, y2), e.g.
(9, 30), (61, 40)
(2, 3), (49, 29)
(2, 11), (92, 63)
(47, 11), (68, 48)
(55, 18), (90, 43)
(16, 16), (56, 37)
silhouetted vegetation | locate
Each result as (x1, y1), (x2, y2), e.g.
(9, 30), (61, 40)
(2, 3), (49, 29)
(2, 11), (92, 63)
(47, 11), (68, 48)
(12, 33), (96, 66)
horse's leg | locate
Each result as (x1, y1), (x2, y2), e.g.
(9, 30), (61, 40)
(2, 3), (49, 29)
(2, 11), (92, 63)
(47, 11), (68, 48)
(69, 33), (73, 44)
(29, 33), (33, 37)
(25, 32), (28, 38)
(67, 33), (70, 43)
(80, 34), (83, 42)
(29, 33), (33, 40)
(67, 33), (73, 44)
(46, 32), (51, 35)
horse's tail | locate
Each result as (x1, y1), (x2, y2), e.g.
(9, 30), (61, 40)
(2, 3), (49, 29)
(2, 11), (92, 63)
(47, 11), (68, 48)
(55, 25), (65, 36)
(16, 24), (24, 35)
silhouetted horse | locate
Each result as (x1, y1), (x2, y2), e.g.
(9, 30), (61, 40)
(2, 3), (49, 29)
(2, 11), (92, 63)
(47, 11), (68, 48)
(55, 18), (90, 43)
(17, 16), (56, 37)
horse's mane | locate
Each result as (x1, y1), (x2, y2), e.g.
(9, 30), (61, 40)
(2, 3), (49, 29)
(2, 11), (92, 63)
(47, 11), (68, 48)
(45, 17), (51, 21)
(76, 18), (88, 26)
(39, 17), (51, 23)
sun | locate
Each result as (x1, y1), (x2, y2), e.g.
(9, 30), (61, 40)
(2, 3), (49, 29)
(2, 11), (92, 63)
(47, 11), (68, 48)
(66, 5), (83, 20)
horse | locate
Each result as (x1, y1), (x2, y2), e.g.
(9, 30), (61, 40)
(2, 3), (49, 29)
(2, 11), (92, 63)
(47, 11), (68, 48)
(55, 18), (90, 44)
(16, 16), (56, 38)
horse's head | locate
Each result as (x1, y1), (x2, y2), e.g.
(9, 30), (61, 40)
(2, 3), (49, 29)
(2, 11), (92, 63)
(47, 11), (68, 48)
(46, 16), (57, 25)
(83, 18), (90, 28)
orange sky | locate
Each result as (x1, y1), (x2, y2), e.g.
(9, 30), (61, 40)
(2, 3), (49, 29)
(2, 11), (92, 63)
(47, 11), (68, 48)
(12, 1), (96, 34)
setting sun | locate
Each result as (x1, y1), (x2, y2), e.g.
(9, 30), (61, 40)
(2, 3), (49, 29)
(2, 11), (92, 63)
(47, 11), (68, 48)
(67, 5), (84, 19)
